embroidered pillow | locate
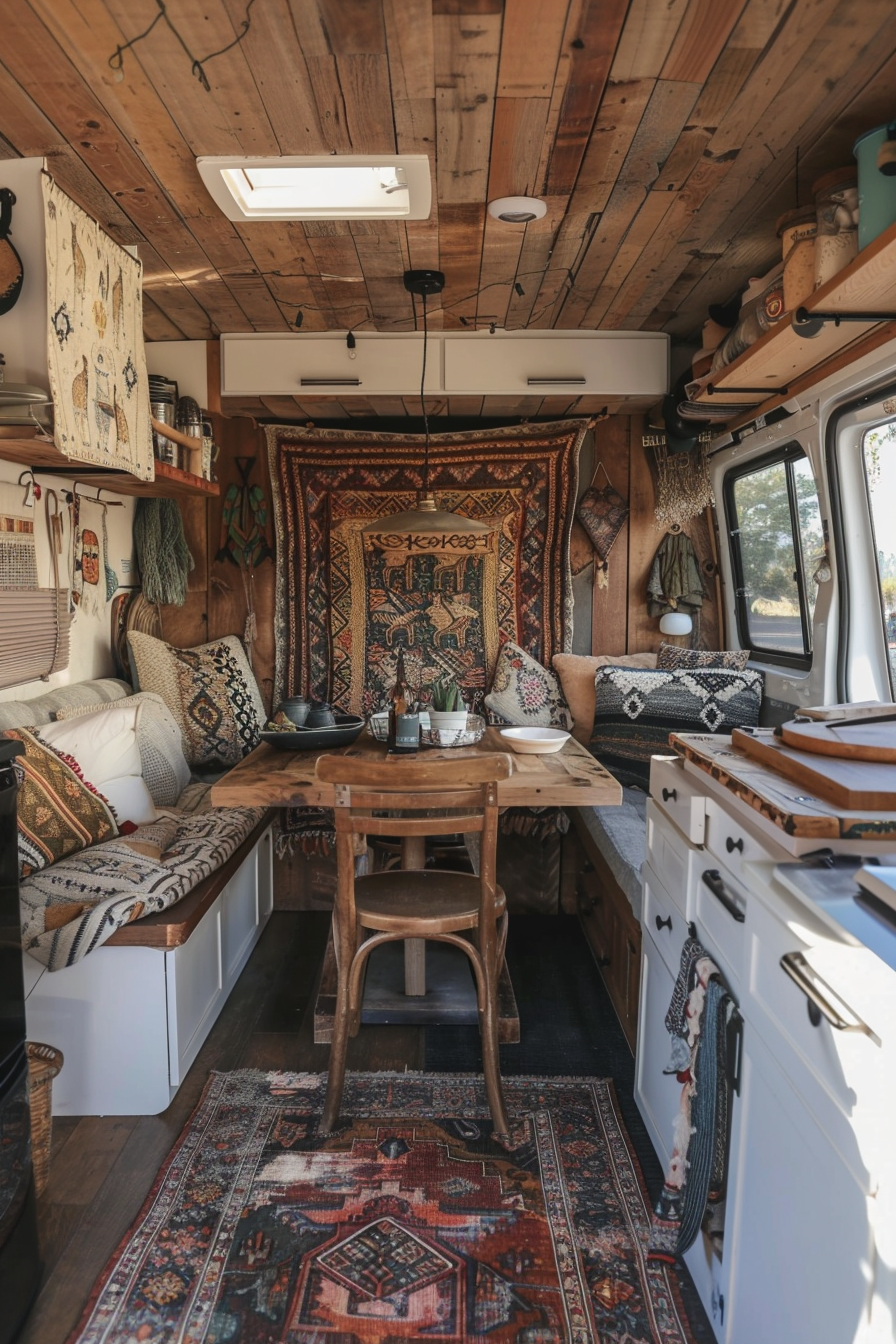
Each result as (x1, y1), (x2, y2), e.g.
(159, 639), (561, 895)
(4, 727), (120, 878)
(656, 643), (750, 671)
(127, 631), (265, 769)
(55, 691), (191, 807)
(589, 666), (763, 789)
(552, 652), (658, 743)
(484, 641), (573, 730)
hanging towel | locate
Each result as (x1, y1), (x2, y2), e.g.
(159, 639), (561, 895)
(648, 935), (738, 1264)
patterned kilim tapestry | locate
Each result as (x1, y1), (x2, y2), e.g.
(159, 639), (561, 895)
(67, 1070), (700, 1344)
(266, 422), (587, 715)
(42, 175), (153, 480)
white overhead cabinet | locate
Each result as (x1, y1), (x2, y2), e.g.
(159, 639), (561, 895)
(219, 330), (669, 398)
(441, 331), (668, 396)
(220, 332), (439, 397)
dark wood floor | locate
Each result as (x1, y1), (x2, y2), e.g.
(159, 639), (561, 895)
(20, 911), (416, 1344)
(18, 910), (703, 1344)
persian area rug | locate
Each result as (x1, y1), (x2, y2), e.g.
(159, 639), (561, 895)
(68, 1071), (700, 1344)
(266, 422), (588, 714)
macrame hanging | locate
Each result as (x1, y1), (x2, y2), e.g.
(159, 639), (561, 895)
(214, 456), (272, 669)
(575, 460), (629, 589)
(133, 497), (195, 607)
(652, 440), (714, 532)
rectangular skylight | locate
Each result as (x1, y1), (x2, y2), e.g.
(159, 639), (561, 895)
(197, 155), (432, 220)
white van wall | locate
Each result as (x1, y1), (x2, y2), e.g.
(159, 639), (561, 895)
(0, 459), (135, 702)
(710, 332), (896, 712)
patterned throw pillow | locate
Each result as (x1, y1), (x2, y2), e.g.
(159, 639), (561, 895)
(4, 727), (120, 878)
(484, 641), (573, 730)
(126, 632), (265, 769)
(589, 666), (763, 789)
(55, 692), (191, 807)
(552, 652), (659, 743)
(656, 643), (751, 671)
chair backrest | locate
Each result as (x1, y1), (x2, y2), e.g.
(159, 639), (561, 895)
(316, 753), (513, 912)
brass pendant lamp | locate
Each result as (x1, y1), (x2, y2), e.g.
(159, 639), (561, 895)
(361, 271), (491, 544)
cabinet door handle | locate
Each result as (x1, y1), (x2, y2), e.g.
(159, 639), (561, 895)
(701, 869), (745, 922)
(725, 835), (744, 854)
(780, 952), (880, 1045)
(662, 787), (677, 802)
(654, 914), (673, 932)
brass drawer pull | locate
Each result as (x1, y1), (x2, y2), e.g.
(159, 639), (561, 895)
(780, 952), (880, 1045)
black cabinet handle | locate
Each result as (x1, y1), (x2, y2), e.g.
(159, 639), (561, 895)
(701, 869), (745, 922)
(662, 787), (677, 802)
(726, 836), (744, 854)
(654, 914), (673, 932)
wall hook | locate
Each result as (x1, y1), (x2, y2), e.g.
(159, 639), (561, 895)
(17, 469), (39, 506)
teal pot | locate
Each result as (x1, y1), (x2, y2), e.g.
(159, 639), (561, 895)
(853, 122), (896, 249)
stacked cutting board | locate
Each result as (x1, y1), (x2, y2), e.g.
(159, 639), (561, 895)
(732, 702), (896, 810)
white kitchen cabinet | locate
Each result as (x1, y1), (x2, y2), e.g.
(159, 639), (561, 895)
(725, 1025), (878, 1344)
(219, 329), (669, 398)
(441, 330), (668, 396)
(639, 753), (896, 1344)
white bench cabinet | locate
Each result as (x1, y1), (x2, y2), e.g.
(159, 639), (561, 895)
(23, 825), (274, 1116)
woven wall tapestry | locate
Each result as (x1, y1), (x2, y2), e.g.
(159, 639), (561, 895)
(42, 175), (153, 481)
(266, 422), (587, 716)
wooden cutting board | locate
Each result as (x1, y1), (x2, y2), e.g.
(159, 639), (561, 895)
(732, 727), (896, 810)
(779, 718), (896, 762)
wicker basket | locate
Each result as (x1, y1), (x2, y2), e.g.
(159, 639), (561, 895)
(26, 1041), (63, 1196)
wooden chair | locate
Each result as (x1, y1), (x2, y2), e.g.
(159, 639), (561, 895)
(315, 752), (513, 1136)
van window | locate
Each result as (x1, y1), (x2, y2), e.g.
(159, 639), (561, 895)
(861, 417), (896, 694)
(724, 446), (822, 665)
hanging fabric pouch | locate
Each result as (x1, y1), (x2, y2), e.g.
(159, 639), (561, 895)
(0, 189), (24, 316)
(576, 462), (629, 588)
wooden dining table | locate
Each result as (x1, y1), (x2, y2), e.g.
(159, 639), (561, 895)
(211, 726), (621, 1040)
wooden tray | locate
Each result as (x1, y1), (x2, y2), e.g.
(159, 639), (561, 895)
(732, 728), (896, 810)
(779, 718), (896, 762)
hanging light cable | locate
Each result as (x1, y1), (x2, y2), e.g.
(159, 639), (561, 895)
(361, 271), (490, 542)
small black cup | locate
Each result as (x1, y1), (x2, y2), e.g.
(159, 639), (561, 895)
(304, 701), (336, 728)
(278, 696), (310, 726)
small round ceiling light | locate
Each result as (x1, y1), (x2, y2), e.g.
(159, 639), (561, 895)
(487, 195), (547, 223)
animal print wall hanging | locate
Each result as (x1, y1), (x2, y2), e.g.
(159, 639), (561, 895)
(42, 175), (153, 480)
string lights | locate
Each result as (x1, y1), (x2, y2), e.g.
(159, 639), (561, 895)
(108, 0), (256, 91)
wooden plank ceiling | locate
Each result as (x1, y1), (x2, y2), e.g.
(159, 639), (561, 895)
(2, 0), (896, 422)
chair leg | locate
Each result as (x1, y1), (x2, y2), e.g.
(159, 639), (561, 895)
(479, 955), (510, 1137)
(321, 921), (356, 1134)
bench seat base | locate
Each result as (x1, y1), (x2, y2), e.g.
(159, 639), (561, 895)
(23, 824), (274, 1116)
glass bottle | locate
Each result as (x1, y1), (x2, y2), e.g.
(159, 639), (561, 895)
(387, 648), (419, 752)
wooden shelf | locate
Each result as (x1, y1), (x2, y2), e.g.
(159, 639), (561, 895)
(0, 432), (219, 499)
(694, 217), (896, 420)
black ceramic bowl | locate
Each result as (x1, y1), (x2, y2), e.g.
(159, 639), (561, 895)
(260, 713), (365, 752)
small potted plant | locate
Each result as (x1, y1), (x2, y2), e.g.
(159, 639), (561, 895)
(427, 674), (468, 732)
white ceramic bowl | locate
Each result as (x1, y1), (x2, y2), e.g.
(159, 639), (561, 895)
(499, 727), (570, 754)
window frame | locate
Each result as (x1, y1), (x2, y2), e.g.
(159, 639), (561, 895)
(825, 380), (896, 702)
(723, 442), (816, 670)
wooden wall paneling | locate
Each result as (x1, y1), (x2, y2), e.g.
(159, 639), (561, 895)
(589, 416), (631, 657)
(495, 0), (566, 98)
(558, 79), (701, 328)
(609, 0), (690, 81)
(437, 204), (487, 324)
(633, 0), (895, 335)
(659, 0), (749, 83)
(433, 10), (500, 206)
(142, 294), (186, 342)
(541, 0), (630, 197)
(626, 417), (661, 654)
(351, 222), (414, 327)
(445, 396), (484, 417)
